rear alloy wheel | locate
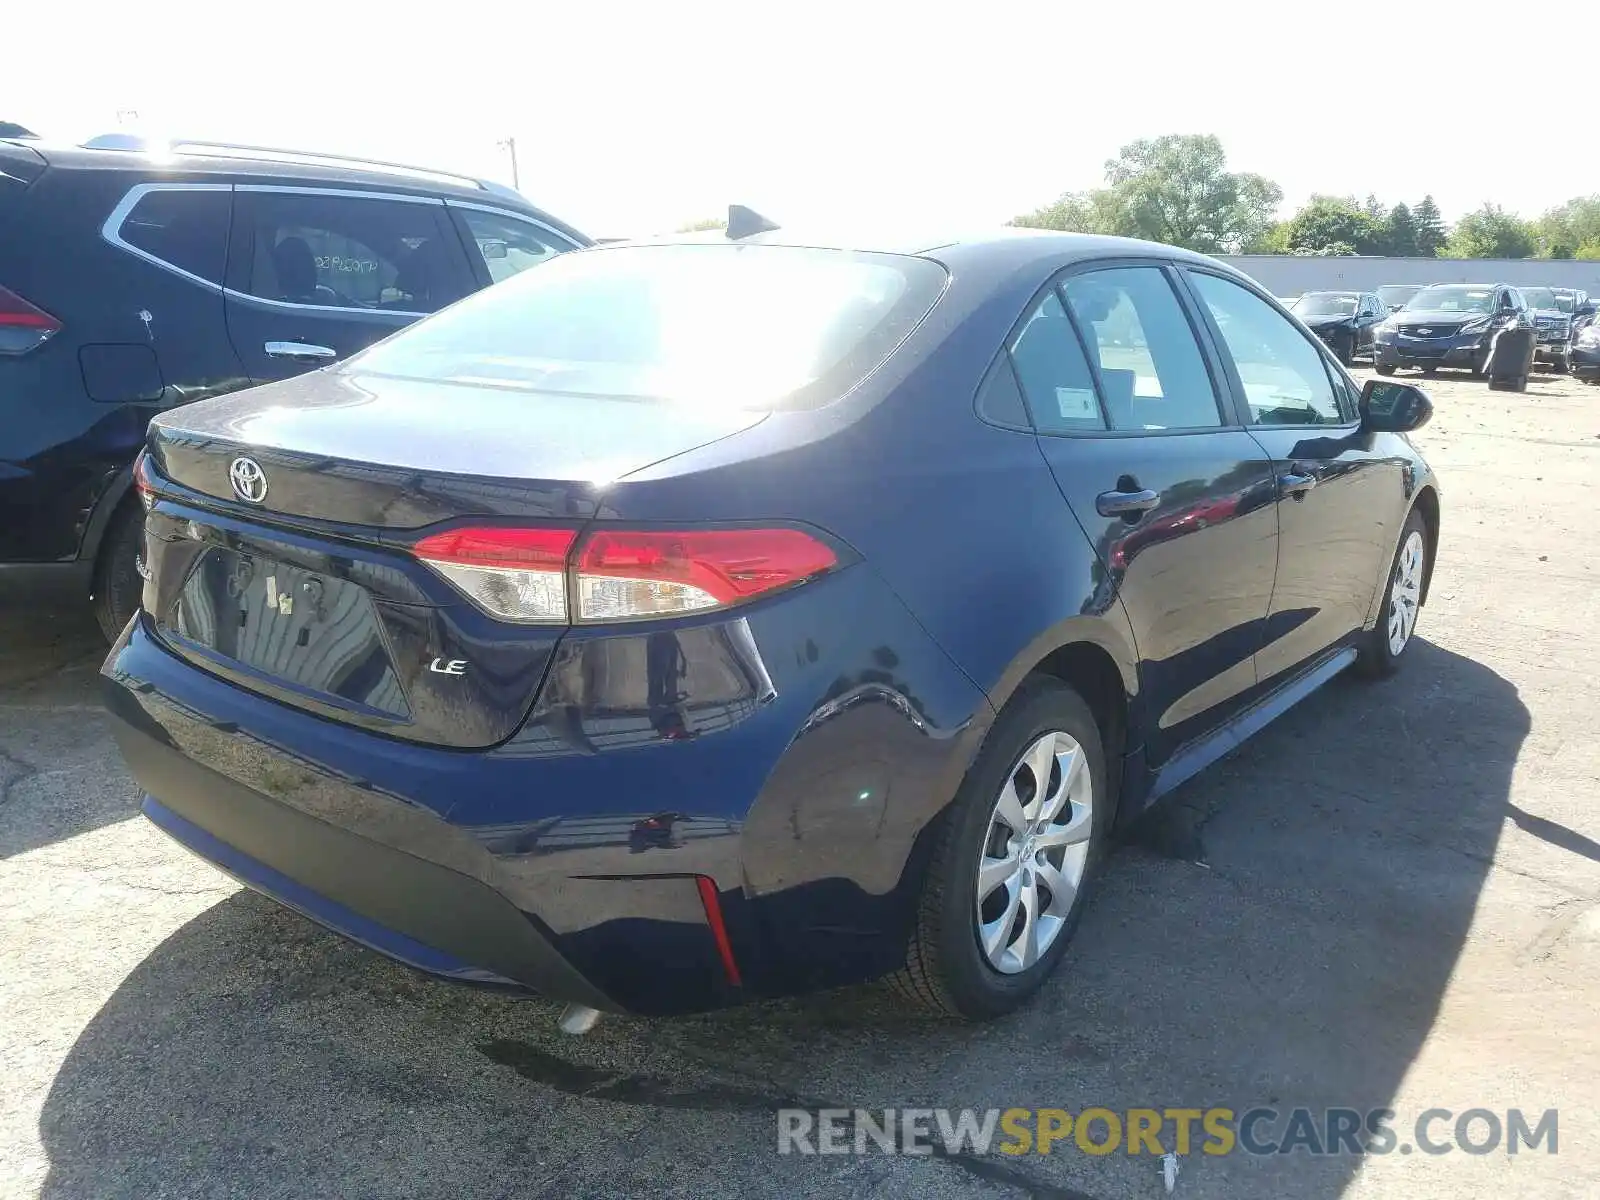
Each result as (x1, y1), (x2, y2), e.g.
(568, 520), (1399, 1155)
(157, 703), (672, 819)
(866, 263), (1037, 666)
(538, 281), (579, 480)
(1357, 509), (1427, 678)
(891, 677), (1107, 1019)
(974, 731), (1094, 975)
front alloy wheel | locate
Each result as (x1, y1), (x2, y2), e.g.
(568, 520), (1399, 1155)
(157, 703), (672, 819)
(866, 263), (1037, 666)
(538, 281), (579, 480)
(1359, 508), (1428, 678)
(1387, 528), (1424, 656)
(976, 732), (1094, 974)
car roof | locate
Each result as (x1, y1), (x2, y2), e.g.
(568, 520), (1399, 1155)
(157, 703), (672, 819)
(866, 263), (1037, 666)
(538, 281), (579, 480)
(1, 136), (583, 235)
(609, 224), (1243, 273)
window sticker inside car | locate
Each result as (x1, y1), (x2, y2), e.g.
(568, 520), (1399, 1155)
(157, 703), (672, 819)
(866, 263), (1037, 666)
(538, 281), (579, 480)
(1055, 387), (1099, 420)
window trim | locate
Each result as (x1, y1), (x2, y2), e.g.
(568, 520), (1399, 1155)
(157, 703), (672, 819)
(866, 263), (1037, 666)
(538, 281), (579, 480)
(1177, 265), (1361, 433)
(225, 186), (462, 318)
(100, 182), (234, 293)
(1000, 256), (1240, 440)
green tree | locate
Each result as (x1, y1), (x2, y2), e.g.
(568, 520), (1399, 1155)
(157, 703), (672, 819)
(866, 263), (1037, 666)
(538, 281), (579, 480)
(1444, 204), (1537, 259)
(1013, 134), (1282, 253)
(1244, 221), (1292, 253)
(1413, 195), (1447, 256)
(1283, 196), (1384, 255)
(1577, 240), (1600, 261)
(1534, 196), (1600, 258)
(676, 217), (728, 232)
(1385, 203), (1420, 257)
(1011, 190), (1122, 233)
(1362, 194), (1387, 224)
(1101, 135), (1282, 253)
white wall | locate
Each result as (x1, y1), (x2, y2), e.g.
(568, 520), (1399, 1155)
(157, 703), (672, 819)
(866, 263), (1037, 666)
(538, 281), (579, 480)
(1217, 255), (1600, 297)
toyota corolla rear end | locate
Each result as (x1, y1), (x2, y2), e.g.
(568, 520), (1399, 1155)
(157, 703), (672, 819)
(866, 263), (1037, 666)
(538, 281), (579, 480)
(102, 239), (990, 1016)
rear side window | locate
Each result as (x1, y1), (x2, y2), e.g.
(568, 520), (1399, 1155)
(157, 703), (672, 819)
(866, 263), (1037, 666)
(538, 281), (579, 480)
(115, 188), (231, 284)
(1061, 267), (1223, 431)
(351, 243), (947, 411)
(238, 191), (463, 313)
(456, 208), (574, 283)
(1008, 290), (1105, 432)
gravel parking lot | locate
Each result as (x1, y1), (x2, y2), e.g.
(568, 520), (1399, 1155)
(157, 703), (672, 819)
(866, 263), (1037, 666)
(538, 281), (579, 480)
(3, 369), (1598, 1200)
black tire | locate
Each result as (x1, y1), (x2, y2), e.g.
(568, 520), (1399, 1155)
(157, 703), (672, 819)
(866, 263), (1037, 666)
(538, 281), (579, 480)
(890, 676), (1110, 1019)
(1421, 366), (1438, 377)
(1335, 334), (1354, 367)
(1552, 358), (1569, 375)
(91, 502), (144, 643)
(1356, 508), (1428, 679)
(1374, 363), (1397, 377)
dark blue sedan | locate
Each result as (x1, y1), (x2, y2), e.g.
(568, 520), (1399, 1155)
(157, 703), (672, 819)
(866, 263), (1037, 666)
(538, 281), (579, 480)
(103, 224), (1440, 1023)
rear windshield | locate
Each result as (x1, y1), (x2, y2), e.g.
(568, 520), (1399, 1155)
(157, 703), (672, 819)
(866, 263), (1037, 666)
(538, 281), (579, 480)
(351, 243), (948, 410)
(1406, 285), (1495, 313)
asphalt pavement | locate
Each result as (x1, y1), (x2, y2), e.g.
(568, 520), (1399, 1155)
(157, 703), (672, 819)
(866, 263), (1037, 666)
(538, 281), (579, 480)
(3, 368), (1598, 1199)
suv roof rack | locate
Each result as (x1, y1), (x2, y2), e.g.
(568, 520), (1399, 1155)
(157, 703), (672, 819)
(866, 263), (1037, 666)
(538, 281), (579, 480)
(80, 133), (524, 203)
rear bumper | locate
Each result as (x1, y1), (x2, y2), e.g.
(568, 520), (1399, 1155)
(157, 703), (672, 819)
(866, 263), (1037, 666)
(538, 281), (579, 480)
(103, 560), (989, 1012)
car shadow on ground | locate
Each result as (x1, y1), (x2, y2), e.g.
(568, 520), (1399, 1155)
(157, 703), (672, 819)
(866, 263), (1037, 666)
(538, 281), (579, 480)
(0, 605), (137, 860)
(37, 639), (1524, 1199)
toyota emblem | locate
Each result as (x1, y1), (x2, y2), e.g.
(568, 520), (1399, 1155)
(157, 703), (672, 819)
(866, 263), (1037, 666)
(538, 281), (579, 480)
(229, 456), (268, 504)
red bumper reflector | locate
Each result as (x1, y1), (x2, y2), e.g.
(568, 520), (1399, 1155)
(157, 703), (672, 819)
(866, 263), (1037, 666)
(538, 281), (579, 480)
(696, 875), (743, 987)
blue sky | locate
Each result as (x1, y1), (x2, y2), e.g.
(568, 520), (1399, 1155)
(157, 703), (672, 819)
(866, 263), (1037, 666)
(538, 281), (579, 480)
(9, 0), (1591, 238)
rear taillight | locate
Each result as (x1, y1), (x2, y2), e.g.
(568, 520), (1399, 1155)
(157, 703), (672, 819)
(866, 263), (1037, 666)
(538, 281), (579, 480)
(412, 527), (576, 623)
(574, 529), (837, 620)
(133, 451), (156, 511)
(0, 284), (61, 356)
(412, 526), (838, 624)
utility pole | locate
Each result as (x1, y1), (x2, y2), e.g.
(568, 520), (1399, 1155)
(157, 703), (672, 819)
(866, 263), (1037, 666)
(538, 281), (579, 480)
(497, 137), (520, 191)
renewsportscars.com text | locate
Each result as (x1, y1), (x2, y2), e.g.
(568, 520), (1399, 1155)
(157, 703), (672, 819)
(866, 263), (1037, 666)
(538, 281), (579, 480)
(777, 1106), (1558, 1158)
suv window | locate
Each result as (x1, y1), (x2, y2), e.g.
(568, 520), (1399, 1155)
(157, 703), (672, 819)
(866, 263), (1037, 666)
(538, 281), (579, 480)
(1061, 267), (1223, 431)
(1189, 272), (1345, 427)
(1008, 289), (1105, 432)
(239, 191), (459, 313)
(456, 208), (573, 283)
(114, 187), (231, 284)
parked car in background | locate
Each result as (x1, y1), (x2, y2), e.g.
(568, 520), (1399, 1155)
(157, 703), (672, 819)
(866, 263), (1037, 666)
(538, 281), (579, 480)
(105, 226), (1440, 1023)
(1550, 287), (1586, 314)
(0, 134), (588, 639)
(1372, 283), (1533, 377)
(1377, 283), (1424, 313)
(1572, 296), (1599, 333)
(1572, 319), (1600, 383)
(1290, 290), (1387, 365)
(1519, 286), (1573, 373)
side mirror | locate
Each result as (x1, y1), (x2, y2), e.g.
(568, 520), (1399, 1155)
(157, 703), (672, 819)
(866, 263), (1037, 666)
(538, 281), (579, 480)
(480, 239), (509, 261)
(1360, 379), (1432, 433)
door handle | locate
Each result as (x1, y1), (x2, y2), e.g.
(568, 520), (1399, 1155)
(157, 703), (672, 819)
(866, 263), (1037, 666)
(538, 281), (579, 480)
(1095, 487), (1162, 518)
(264, 340), (337, 361)
(1279, 471), (1317, 499)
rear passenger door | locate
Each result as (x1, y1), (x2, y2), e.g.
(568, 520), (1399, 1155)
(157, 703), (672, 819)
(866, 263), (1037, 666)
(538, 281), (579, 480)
(1182, 268), (1407, 687)
(1015, 262), (1280, 767)
(223, 188), (475, 383)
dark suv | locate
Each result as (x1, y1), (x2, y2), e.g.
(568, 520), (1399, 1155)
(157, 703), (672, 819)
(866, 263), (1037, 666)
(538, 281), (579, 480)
(1371, 283), (1533, 377)
(0, 134), (587, 638)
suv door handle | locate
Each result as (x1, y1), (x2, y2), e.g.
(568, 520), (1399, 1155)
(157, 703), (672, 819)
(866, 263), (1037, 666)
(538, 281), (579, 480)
(265, 341), (337, 361)
(1096, 487), (1161, 517)
(1279, 471), (1316, 499)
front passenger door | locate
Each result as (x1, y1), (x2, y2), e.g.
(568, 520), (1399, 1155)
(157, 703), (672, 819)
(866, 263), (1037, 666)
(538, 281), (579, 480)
(1016, 264), (1280, 767)
(1184, 270), (1408, 688)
